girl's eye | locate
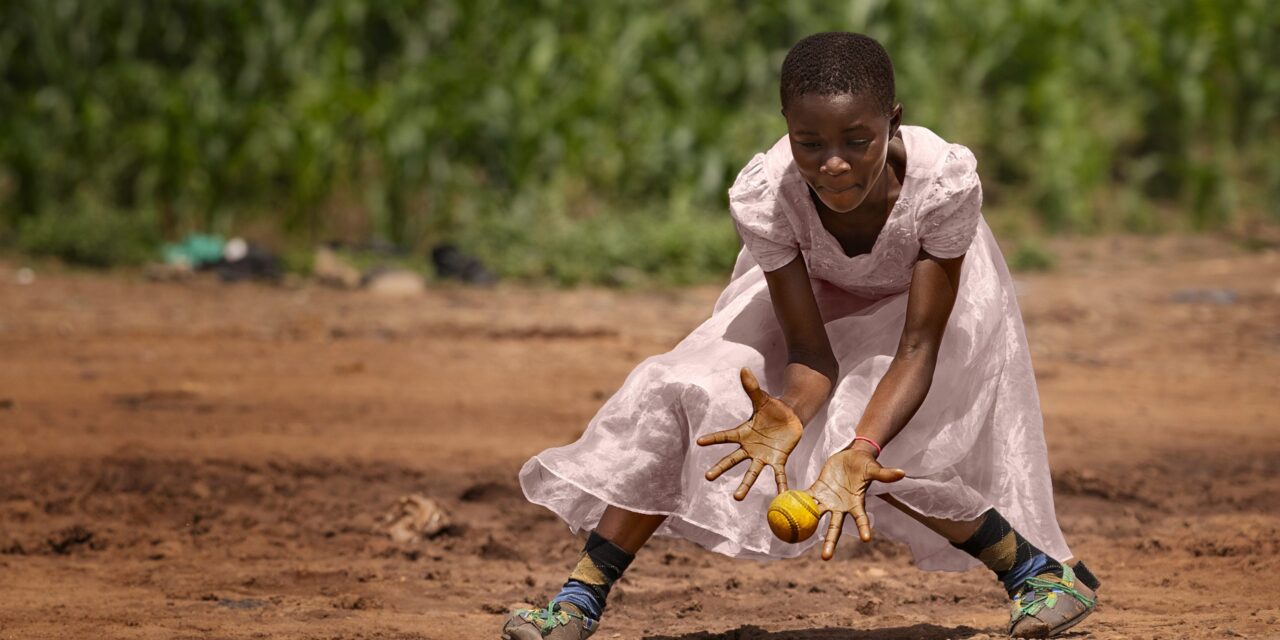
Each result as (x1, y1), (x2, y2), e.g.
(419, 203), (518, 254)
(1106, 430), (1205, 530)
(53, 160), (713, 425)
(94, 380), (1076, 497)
(848, 139), (870, 147)
(800, 142), (821, 149)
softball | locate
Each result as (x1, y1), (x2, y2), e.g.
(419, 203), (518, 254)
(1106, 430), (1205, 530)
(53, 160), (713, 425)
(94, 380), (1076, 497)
(767, 489), (821, 543)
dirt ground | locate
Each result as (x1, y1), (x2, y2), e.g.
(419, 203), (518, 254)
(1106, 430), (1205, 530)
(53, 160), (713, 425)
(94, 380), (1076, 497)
(1, 235), (1278, 640)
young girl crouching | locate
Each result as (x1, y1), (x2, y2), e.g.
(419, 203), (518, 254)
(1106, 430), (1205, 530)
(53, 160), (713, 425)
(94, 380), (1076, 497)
(503, 31), (1100, 640)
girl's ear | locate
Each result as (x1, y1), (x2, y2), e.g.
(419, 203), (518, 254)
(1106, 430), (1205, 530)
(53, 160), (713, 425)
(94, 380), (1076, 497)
(889, 103), (903, 137)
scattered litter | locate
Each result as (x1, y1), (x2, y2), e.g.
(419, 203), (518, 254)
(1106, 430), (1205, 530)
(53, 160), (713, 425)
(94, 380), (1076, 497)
(364, 268), (425, 297)
(382, 495), (451, 543)
(157, 234), (279, 283)
(432, 243), (496, 285)
(223, 237), (249, 262)
(1171, 288), (1238, 305)
(163, 234), (226, 269)
(214, 243), (281, 283)
(314, 246), (362, 289)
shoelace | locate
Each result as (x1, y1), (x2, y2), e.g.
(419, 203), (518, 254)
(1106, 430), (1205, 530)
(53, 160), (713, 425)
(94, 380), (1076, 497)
(520, 603), (583, 633)
(1015, 574), (1095, 619)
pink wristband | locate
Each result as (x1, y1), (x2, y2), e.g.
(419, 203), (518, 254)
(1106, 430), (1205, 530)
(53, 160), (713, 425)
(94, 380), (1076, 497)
(852, 435), (882, 457)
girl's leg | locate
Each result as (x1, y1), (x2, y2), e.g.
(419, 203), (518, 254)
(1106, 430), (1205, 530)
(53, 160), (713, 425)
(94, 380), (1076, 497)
(880, 493), (1069, 589)
(879, 494), (1098, 638)
(878, 494), (984, 544)
(503, 506), (666, 639)
(596, 505), (667, 554)
(549, 505), (665, 616)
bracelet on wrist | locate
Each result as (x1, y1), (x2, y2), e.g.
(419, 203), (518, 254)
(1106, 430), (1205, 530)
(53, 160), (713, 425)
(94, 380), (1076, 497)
(852, 435), (882, 457)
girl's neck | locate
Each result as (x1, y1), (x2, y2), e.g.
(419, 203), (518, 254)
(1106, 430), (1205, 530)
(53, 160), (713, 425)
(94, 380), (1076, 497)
(811, 134), (907, 258)
(812, 133), (907, 221)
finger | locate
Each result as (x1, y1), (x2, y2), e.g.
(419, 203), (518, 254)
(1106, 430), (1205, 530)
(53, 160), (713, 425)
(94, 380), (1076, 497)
(696, 423), (745, 447)
(850, 499), (873, 542)
(733, 459), (766, 501)
(705, 448), (749, 481)
(873, 466), (907, 483)
(821, 511), (845, 561)
(739, 368), (768, 411)
(808, 482), (833, 514)
(771, 463), (788, 493)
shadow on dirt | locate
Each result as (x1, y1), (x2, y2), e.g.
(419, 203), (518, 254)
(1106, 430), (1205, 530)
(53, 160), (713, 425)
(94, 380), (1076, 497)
(644, 623), (988, 640)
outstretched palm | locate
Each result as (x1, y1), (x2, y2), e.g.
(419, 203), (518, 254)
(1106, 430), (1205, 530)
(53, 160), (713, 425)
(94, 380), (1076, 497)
(808, 449), (906, 560)
(696, 368), (803, 501)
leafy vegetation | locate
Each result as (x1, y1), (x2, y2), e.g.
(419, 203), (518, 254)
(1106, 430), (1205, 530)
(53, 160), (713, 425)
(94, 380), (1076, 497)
(1, 1), (1276, 280)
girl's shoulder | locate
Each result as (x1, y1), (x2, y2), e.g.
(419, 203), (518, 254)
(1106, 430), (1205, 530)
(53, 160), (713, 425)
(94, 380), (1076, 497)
(728, 134), (796, 206)
(900, 125), (978, 187)
(727, 135), (808, 270)
(901, 126), (984, 259)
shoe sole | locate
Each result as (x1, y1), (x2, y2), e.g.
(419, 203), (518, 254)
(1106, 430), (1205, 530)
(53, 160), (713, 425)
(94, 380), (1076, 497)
(1045, 603), (1096, 638)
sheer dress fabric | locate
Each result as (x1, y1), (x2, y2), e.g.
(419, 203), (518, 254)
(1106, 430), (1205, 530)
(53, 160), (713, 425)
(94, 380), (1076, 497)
(520, 126), (1070, 571)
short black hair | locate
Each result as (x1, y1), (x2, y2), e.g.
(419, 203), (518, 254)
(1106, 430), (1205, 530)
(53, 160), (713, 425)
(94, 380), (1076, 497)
(780, 32), (895, 115)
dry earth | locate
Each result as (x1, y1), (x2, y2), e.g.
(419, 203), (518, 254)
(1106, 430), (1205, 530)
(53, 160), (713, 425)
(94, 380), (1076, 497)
(1, 235), (1278, 639)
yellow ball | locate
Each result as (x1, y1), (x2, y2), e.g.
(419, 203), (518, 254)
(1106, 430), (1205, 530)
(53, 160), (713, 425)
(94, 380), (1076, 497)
(767, 490), (821, 543)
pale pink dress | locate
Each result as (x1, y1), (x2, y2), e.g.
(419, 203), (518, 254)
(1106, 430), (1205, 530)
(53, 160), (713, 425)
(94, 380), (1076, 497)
(520, 125), (1071, 571)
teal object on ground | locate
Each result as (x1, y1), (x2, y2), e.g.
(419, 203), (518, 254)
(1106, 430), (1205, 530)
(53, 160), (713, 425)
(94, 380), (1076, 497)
(162, 233), (225, 267)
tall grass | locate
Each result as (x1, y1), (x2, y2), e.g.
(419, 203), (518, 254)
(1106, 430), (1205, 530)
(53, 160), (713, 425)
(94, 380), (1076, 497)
(1, 1), (1277, 280)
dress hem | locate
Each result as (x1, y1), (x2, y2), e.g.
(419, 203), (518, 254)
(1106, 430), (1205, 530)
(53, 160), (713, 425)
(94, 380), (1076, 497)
(521, 455), (989, 571)
(521, 455), (811, 561)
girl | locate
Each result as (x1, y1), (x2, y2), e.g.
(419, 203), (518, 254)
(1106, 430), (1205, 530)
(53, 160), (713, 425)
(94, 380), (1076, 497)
(502, 32), (1099, 639)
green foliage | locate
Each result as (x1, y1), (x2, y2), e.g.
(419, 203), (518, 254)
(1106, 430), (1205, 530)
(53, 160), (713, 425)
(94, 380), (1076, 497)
(0, 1), (1277, 281)
(17, 207), (158, 267)
(456, 202), (741, 287)
(1009, 238), (1056, 273)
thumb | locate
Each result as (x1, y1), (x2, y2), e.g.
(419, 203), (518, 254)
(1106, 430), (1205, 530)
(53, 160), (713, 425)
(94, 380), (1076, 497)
(739, 368), (768, 410)
(873, 466), (907, 483)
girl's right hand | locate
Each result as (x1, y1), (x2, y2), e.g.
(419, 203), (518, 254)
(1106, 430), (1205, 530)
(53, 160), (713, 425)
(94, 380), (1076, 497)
(696, 368), (804, 501)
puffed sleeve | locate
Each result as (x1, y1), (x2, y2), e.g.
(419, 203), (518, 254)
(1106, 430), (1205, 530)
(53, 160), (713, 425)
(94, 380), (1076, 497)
(917, 145), (983, 259)
(728, 152), (801, 272)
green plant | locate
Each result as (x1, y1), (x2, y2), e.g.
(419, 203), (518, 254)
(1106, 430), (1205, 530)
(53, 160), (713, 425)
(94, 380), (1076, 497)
(1, 1), (1277, 284)
(17, 207), (159, 267)
(1009, 239), (1056, 273)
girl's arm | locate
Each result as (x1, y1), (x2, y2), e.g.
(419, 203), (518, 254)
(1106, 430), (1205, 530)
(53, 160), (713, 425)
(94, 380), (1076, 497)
(694, 252), (834, 500)
(846, 250), (965, 456)
(761, 255), (839, 424)
(806, 251), (964, 556)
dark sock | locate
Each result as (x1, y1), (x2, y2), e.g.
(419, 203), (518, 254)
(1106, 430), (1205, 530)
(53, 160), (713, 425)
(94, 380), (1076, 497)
(550, 531), (634, 621)
(952, 509), (1062, 596)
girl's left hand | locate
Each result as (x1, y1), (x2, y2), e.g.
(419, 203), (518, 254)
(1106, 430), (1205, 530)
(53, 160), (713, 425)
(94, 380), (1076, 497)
(808, 448), (906, 560)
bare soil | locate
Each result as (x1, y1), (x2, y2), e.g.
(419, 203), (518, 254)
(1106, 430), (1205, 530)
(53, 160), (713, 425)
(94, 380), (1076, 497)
(1, 235), (1278, 640)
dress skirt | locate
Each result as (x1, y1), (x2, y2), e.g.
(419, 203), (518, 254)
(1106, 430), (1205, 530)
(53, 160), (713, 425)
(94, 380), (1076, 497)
(519, 220), (1071, 571)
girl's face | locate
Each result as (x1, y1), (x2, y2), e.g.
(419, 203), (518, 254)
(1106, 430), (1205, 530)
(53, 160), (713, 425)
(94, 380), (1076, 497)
(784, 92), (902, 214)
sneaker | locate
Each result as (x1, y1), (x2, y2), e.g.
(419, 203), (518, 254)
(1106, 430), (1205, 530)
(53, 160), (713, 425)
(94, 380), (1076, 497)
(1009, 561), (1100, 638)
(501, 601), (598, 639)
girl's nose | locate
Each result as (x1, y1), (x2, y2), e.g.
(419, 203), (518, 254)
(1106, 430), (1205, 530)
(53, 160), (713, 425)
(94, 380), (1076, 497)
(820, 155), (851, 175)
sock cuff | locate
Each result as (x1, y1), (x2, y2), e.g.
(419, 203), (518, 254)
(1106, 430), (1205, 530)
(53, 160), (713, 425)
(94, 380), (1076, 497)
(951, 508), (1007, 556)
(585, 531), (635, 575)
(555, 581), (605, 620)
